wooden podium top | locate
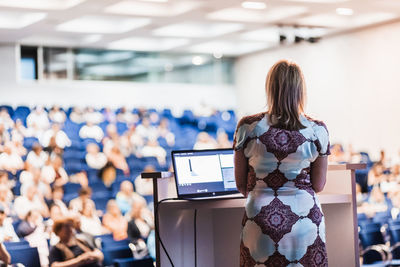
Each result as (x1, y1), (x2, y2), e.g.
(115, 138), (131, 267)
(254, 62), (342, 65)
(328, 163), (366, 171)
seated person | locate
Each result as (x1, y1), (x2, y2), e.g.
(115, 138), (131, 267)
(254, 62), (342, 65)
(126, 201), (153, 244)
(102, 107), (116, 124)
(85, 143), (107, 170)
(41, 156), (69, 186)
(193, 132), (217, 150)
(135, 165), (155, 196)
(0, 243), (10, 266)
(0, 142), (24, 174)
(49, 217), (103, 267)
(80, 201), (109, 237)
(157, 118), (175, 147)
(216, 131), (232, 148)
(135, 117), (157, 140)
(14, 184), (49, 219)
(79, 122), (104, 143)
(21, 167), (51, 200)
(17, 210), (49, 267)
(0, 204), (18, 242)
(116, 107), (138, 124)
(48, 105), (66, 124)
(0, 108), (14, 130)
(69, 187), (95, 214)
(26, 106), (50, 133)
(69, 107), (85, 124)
(0, 185), (12, 217)
(116, 181), (146, 215)
(106, 145), (129, 176)
(26, 143), (49, 169)
(41, 123), (71, 150)
(47, 186), (69, 215)
(140, 139), (166, 166)
(83, 107), (103, 125)
(102, 200), (128, 241)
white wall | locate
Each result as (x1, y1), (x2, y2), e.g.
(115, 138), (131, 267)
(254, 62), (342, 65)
(234, 22), (400, 160)
(0, 80), (236, 114)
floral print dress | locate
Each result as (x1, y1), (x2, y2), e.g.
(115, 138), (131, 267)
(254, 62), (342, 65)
(234, 112), (330, 267)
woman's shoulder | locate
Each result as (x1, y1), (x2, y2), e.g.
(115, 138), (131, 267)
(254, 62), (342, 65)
(236, 112), (267, 129)
(302, 114), (328, 131)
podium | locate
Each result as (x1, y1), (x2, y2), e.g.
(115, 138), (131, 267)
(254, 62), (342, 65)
(145, 163), (365, 267)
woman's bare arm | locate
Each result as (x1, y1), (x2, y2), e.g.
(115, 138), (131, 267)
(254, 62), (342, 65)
(310, 156), (328, 193)
(234, 149), (248, 196)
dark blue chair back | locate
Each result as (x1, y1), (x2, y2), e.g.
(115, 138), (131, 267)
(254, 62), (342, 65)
(102, 247), (132, 266)
(114, 257), (154, 267)
(8, 246), (41, 267)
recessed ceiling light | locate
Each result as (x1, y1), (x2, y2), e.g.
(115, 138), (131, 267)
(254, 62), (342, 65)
(108, 37), (189, 51)
(56, 16), (151, 34)
(192, 56), (206, 65)
(207, 6), (307, 23)
(336, 8), (354, 16)
(0, 10), (46, 29)
(0, 0), (85, 10)
(213, 52), (223, 59)
(105, 1), (199, 17)
(153, 22), (244, 38)
(240, 27), (281, 42)
(82, 34), (103, 43)
(241, 1), (267, 10)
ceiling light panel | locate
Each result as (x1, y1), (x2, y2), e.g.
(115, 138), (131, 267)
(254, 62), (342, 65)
(0, 0), (85, 10)
(56, 16), (151, 34)
(153, 22), (244, 38)
(105, 1), (200, 17)
(293, 12), (398, 28)
(108, 37), (190, 51)
(207, 6), (308, 23)
(241, 1), (267, 10)
(188, 40), (271, 56)
(0, 10), (46, 29)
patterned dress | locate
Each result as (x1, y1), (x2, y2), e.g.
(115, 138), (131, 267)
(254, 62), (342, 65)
(234, 112), (330, 267)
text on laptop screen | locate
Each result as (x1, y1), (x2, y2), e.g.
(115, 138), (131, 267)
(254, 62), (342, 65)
(173, 149), (237, 197)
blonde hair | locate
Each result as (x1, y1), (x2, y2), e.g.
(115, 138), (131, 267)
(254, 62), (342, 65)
(266, 60), (306, 130)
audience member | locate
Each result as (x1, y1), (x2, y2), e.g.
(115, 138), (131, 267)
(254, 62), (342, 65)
(102, 200), (128, 241)
(84, 107), (103, 125)
(135, 165), (155, 196)
(126, 201), (153, 243)
(116, 181), (146, 215)
(0, 204), (18, 242)
(136, 117), (157, 140)
(0, 108), (13, 130)
(17, 210), (49, 267)
(0, 243), (10, 266)
(41, 156), (68, 186)
(26, 143), (48, 169)
(0, 142), (24, 174)
(49, 218), (104, 267)
(48, 186), (69, 215)
(106, 145), (129, 176)
(21, 167), (51, 199)
(79, 122), (104, 143)
(80, 201), (108, 237)
(216, 131), (232, 148)
(157, 118), (175, 147)
(14, 184), (49, 219)
(329, 143), (347, 163)
(193, 132), (217, 150)
(49, 105), (66, 124)
(69, 107), (85, 124)
(102, 107), (116, 124)
(117, 107), (137, 124)
(26, 106), (50, 133)
(85, 143), (107, 170)
(0, 185), (12, 216)
(140, 139), (166, 166)
(69, 187), (95, 214)
(41, 123), (71, 150)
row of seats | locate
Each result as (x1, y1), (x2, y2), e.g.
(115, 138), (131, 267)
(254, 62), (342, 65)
(3, 234), (153, 267)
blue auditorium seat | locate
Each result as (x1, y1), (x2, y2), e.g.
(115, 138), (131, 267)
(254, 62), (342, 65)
(101, 238), (130, 249)
(4, 240), (30, 249)
(114, 257), (154, 267)
(93, 196), (110, 213)
(23, 137), (39, 150)
(63, 182), (82, 195)
(8, 246), (41, 267)
(102, 247), (132, 266)
(359, 228), (385, 248)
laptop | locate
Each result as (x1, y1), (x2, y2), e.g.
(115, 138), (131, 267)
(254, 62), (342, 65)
(171, 148), (243, 200)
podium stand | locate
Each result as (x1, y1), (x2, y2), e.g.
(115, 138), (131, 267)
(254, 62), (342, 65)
(145, 163), (365, 267)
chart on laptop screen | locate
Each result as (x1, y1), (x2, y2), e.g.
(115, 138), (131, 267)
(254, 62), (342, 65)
(172, 149), (237, 197)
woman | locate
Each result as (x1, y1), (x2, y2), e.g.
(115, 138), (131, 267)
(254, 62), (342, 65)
(234, 60), (330, 266)
(102, 200), (128, 241)
(49, 218), (103, 267)
(80, 201), (109, 237)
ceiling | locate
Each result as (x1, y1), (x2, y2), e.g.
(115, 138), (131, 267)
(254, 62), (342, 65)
(0, 0), (400, 56)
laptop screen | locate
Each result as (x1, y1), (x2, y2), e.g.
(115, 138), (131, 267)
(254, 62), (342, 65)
(171, 149), (238, 198)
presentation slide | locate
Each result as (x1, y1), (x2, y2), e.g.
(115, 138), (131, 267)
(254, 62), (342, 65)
(175, 155), (223, 184)
(219, 154), (234, 168)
